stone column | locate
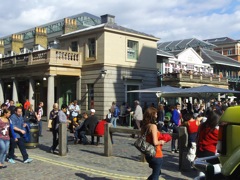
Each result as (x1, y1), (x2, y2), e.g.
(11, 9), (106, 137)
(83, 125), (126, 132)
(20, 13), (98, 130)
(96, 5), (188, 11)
(47, 75), (55, 119)
(178, 97), (182, 110)
(0, 79), (4, 104)
(12, 78), (18, 103)
(29, 78), (35, 109)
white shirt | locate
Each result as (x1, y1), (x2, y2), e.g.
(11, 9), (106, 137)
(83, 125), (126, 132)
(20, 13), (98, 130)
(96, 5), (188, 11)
(70, 104), (80, 117)
(133, 105), (143, 121)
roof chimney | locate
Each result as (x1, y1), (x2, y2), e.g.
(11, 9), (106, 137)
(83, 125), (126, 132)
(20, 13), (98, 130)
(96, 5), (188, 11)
(11, 34), (23, 54)
(0, 39), (4, 55)
(101, 14), (115, 24)
(63, 18), (77, 34)
(34, 27), (47, 49)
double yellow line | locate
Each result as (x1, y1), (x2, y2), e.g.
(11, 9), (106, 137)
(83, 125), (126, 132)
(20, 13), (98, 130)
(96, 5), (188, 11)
(21, 153), (146, 180)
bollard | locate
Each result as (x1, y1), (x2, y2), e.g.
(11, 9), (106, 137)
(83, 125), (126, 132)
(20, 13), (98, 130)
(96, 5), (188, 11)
(59, 123), (67, 156)
(179, 126), (191, 171)
(104, 123), (112, 156)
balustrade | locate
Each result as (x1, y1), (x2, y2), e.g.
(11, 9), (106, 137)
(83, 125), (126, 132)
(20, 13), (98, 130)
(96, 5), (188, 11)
(162, 72), (228, 84)
(0, 49), (81, 69)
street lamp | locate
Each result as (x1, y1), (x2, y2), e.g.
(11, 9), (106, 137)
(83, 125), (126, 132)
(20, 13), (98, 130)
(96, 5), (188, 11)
(100, 69), (107, 78)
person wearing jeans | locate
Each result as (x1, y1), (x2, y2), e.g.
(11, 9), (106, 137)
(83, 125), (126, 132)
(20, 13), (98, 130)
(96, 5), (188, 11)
(142, 107), (166, 180)
(170, 104), (181, 153)
(145, 156), (163, 180)
(110, 101), (118, 128)
(9, 107), (32, 163)
(0, 109), (12, 168)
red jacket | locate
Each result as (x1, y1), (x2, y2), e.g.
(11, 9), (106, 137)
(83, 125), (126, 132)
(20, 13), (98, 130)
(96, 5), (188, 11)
(24, 101), (30, 110)
(94, 120), (107, 136)
(197, 126), (219, 153)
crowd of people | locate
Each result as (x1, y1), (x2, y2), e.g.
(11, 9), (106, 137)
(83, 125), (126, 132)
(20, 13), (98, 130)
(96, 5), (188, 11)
(0, 99), (35, 169)
(117, 98), (236, 180)
(1, 97), (236, 179)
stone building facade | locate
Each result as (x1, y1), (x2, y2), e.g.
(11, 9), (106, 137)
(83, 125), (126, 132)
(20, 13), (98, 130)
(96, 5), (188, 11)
(0, 13), (159, 118)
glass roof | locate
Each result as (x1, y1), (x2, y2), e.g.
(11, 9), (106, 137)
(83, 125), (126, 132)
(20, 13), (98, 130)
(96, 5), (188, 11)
(2, 12), (101, 45)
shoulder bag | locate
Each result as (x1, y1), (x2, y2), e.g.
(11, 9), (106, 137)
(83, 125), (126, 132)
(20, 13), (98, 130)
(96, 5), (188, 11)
(133, 127), (156, 157)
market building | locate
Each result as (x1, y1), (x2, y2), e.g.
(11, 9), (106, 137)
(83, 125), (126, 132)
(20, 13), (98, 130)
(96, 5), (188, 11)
(157, 38), (240, 91)
(0, 13), (159, 118)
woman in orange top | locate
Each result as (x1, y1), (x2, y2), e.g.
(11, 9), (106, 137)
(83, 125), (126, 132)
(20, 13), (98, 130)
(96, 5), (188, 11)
(141, 107), (165, 180)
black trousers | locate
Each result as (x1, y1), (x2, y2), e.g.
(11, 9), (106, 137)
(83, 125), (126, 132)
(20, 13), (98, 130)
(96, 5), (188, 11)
(51, 128), (68, 151)
(51, 129), (59, 151)
(9, 137), (28, 161)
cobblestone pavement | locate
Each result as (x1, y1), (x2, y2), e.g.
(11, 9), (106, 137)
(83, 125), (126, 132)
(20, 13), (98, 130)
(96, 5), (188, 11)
(0, 121), (198, 180)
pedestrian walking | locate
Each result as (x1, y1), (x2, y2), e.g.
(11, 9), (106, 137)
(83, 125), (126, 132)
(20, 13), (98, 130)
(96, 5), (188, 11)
(8, 107), (33, 163)
(0, 109), (12, 168)
(110, 101), (120, 128)
(141, 107), (166, 180)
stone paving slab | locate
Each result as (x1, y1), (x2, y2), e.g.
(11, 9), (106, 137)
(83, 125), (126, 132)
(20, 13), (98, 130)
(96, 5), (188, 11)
(0, 121), (198, 180)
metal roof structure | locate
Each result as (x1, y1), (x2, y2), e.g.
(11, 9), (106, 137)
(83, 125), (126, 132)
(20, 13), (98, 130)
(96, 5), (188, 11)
(201, 48), (240, 68)
(157, 49), (174, 57)
(157, 38), (216, 52)
(2, 12), (101, 45)
(204, 37), (238, 45)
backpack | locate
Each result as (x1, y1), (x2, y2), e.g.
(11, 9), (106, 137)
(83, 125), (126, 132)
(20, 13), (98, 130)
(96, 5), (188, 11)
(113, 106), (120, 117)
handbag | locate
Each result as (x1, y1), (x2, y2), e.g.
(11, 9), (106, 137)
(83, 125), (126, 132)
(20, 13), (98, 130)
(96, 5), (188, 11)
(133, 127), (156, 157)
(48, 119), (53, 129)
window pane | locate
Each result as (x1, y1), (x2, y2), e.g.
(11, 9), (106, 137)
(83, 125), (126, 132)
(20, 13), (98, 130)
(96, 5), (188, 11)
(127, 40), (138, 59)
(71, 41), (78, 52)
(88, 38), (96, 57)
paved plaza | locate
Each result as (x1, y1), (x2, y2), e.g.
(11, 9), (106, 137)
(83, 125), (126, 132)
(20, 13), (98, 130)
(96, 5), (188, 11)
(0, 121), (198, 180)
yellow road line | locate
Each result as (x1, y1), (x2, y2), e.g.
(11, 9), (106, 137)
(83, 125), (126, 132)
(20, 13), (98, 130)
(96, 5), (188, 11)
(17, 153), (146, 180)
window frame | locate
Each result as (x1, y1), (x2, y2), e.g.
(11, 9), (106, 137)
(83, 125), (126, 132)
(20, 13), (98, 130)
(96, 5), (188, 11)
(87, 84), (94, 110)
(127, 40), (139, 60)
(71, 41), (78, 52)
(88, 38), (96, 58)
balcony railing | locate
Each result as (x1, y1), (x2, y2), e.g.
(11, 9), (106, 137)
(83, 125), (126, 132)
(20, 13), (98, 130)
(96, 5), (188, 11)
(162, 72), (228, 85)
(0, 49), (81, 69)
(227, 77), (240, 83)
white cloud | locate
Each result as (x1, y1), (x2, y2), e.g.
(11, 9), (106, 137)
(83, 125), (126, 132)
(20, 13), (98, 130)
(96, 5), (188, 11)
(0, 0), (239, 42)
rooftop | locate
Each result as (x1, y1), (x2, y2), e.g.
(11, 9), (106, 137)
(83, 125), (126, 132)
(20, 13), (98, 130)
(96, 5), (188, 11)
(204, 37), (238, 45)
(158, 38), (216, 52)
(1, 12), (101, 45)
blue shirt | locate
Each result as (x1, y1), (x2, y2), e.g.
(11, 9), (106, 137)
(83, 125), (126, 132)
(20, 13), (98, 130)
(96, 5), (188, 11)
(171, 109), (180, 126)
(10, 114), (25, 138)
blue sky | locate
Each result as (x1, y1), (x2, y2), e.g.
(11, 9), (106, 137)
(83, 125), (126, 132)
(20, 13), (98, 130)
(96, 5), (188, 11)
(0, 0), (240, 42)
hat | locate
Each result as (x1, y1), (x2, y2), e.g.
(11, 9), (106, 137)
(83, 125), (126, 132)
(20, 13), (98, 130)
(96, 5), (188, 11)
(90, 109), (96, 113)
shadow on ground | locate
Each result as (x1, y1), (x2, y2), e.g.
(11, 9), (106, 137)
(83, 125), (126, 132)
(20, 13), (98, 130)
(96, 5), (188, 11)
(75, 173), (111, 180)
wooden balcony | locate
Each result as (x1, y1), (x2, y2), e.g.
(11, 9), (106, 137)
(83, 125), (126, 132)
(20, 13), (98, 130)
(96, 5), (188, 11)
(0, 49), (82, 69)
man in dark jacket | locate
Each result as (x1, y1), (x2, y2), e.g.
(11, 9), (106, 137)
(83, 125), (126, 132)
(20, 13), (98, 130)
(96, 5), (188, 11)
(79, 109), (98, 145)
